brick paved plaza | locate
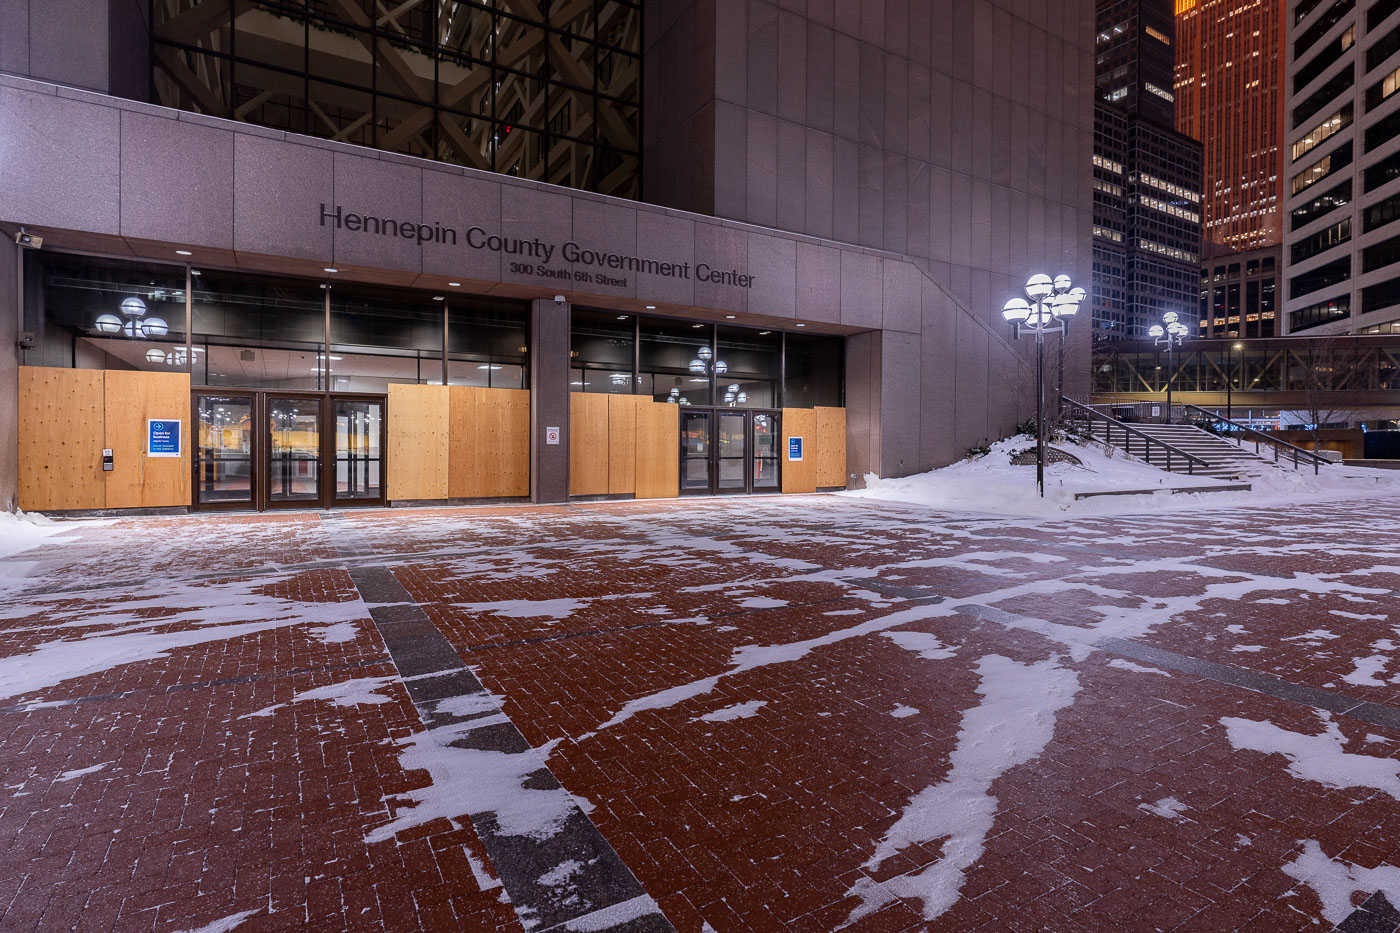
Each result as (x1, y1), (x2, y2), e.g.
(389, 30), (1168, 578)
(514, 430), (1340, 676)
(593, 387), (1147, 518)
(4, 495), (1400, 932)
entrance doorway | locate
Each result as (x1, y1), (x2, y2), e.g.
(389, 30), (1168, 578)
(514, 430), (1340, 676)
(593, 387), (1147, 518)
(193, 391), (386, 511)
(680, 409), (780, 494)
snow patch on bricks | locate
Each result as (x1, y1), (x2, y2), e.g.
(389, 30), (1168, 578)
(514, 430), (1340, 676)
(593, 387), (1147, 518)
(54, 762), (109, 783)
(695, 700), (766, 723)
(889, 704), (919, 719)
(457, 598), (587, 621)
(846, 654), (1082, 923)
(1137, 797), (1189, 820)
(368, 720), (576, 844)
(1283, 840), (1400, 925)
(881, 630), (956, 660)
(0, 578), (369, 701)
(1222, 713), (1400, 800)
(241, 676), (397, 719)
(172, 909), (260, 933)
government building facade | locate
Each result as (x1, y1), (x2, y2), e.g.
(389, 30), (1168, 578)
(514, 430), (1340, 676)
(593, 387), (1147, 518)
(0, 0), (1093, 513)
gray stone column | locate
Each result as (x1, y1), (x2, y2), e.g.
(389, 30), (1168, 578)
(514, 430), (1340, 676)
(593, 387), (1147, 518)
(0, 243), (18, 512)
(844, 329), (922, 487)
(529, 297), (570, 503)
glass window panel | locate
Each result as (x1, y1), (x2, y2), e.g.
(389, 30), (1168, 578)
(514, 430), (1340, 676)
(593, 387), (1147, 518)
(28, 253), (188, 372)
(571, 309), (633, 366)
(784, 334), (843, 408)
(307, 18), (373, 87)
(447, 303), (528, 359)
(680, 411), (711, 490)
(437, 109), (494, 169)
(717, 326), (779, 409)
(152, 47), (232, 118)
(232, 61), (309, 134)
(597, 101), (638, 151)
(449, 358), (525, 387)
(435, 49), (491, 115)
(550, 0), (595, 38)
(308, 80), (373, 145)
(497, 125), (547, 180)
(331, 285), (443, 352)
(641, 318), (712, 405)
(233, 4), (306, 73)
(191, 268), (326, 389)
(549, 84), (594, 143)
(377, 93), (436, 158)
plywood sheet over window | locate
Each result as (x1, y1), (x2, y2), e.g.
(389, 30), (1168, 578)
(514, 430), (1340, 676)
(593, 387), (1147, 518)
(18, 368), (106, 511)
(105, 370), (192, 508)
(608, 395), (643, 495)
(814, 406), (848, 488)
(569, 393), (611, 496)
(781, 407), (817, 494)
(18, 367), (192, 512)
(448, 386), (530, 499)
(634, 402), (679, 499)
(387, 384), (449, 500)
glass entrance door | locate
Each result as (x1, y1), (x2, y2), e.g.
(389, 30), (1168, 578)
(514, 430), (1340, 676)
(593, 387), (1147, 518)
(195, 394), (255, 508)
(680, 411), (712, 492)
(267, 396), (323, 506)
(334, 399), (383, 503)
(752, 413), (780, 491)
(717, 412), (747, 491)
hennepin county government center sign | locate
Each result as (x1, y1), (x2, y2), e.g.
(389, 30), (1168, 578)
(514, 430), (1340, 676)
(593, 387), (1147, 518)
(319, 204), (756, 289)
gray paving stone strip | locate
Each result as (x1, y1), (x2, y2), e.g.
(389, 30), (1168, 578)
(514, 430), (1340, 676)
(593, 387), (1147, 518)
(318, 514), (675, 933)
(954, 603), (1400, 731)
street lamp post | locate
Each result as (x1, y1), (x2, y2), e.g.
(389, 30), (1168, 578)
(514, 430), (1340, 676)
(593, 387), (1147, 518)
(1149, 311), (1189, 423)
(1002, 273), (1087, 497)
(1228, 341), (1243, 423)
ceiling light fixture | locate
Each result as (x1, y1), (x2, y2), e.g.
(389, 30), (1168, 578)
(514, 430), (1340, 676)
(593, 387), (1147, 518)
(175, 249), (192, 256)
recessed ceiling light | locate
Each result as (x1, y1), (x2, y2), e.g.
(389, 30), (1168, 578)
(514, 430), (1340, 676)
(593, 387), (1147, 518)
(795, 323), (806, 327)
(617, 315), (628, 320)
(323, 267), (338, 273)
(433, 295), (445, 301)
(448, 281), (461, 287)
(175, 249), (192, 256)
(726, 314), (736, 319)
(692, 323), (704, 328)
(645, 305), (657, 310)
(759, 331), (771, 335)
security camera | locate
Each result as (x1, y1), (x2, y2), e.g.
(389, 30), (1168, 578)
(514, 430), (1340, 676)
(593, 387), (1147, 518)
(14, 229), (41, 249)
(553, 295), (567, 305)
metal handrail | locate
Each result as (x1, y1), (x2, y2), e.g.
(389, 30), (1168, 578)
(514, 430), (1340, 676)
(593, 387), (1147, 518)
(1061, 398), (1209, 474)
(1182, 403), (1330, 475)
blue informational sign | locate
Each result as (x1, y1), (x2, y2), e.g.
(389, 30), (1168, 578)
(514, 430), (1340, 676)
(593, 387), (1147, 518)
(788, 436), (804, 461)
(148, 419), (181, 458)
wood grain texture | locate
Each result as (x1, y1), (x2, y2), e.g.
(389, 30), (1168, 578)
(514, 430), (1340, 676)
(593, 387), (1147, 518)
(634, 401), (678, 499)
(569, 393), (611, 496)
(475, 388), (529, 497)
(447, 385), (478, 499)
(608, 394), (642, 495)
(104, 370), (191, 508)
(18, 367), (105, 511)
(781, 407), (816, 494)
(387, 384), (449, 500)
(814, 406), (848, 488)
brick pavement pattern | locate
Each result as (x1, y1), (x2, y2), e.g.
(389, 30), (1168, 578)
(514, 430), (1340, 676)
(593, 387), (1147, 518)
(3, 496), (1400, 932)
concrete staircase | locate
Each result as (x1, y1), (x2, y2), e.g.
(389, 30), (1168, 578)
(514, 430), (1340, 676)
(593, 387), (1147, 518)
(1085, 421), (1279, 480)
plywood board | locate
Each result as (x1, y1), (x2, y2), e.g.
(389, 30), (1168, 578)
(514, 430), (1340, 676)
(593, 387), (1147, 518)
(569, 393), (611, 496)
(18, 367), (105, 511)
(475, 388), (530, 497)
(814, 406), (848, 488)
(634, 402), (678, 499)
(447, 385), (478, 499)
(781, 407), (817, 494)
(104, 370), (192, 508)
(608, 394), (642, 495)
(387, 384), (449, 500)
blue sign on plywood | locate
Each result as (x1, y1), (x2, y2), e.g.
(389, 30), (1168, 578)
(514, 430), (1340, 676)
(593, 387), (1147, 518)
(148, 419), (181, 458)
(788, 436), (804, 461)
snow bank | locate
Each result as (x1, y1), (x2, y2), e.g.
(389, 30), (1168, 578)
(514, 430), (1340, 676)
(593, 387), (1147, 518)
(843, 435), (1400, 517)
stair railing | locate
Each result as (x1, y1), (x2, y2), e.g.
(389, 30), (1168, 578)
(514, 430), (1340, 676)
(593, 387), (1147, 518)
(1181, 404), (1331, 475)
(1061, 398), (1209, 474)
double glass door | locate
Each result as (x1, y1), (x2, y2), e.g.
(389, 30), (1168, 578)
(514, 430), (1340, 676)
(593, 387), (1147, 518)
(194, 392), (384, 510)
(681, 410), (780, 494)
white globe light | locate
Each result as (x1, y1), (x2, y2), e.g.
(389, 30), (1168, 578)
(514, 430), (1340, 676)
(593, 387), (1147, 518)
(1053, 274), (1072, 292)
(666, 395), (677, 403)
(140, 317), (169, 337)
(698, 346), (713, 361)
(688, 359), (706, 374)
(1149, 324), (1165, 337)
(1069, 287), (1087, 302)
(669, 387), (680, 396)
(723, 392), (735, 403)
(1051, 294), (1078, 317)
(95, 314), (122, 333)
(679, 398), (691, 405)
(122, 320), (140, 338)
(120, 297), (147, 318)
(1025, 274), (1054, 299)
(714, 360), (728, 374)
(736, 392), (748, 403)
(1162, 311), (1180, 325)
(1002, 298), (1031, 323)
(145, 349), (165, 363)
(728, 384), (740, 393)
